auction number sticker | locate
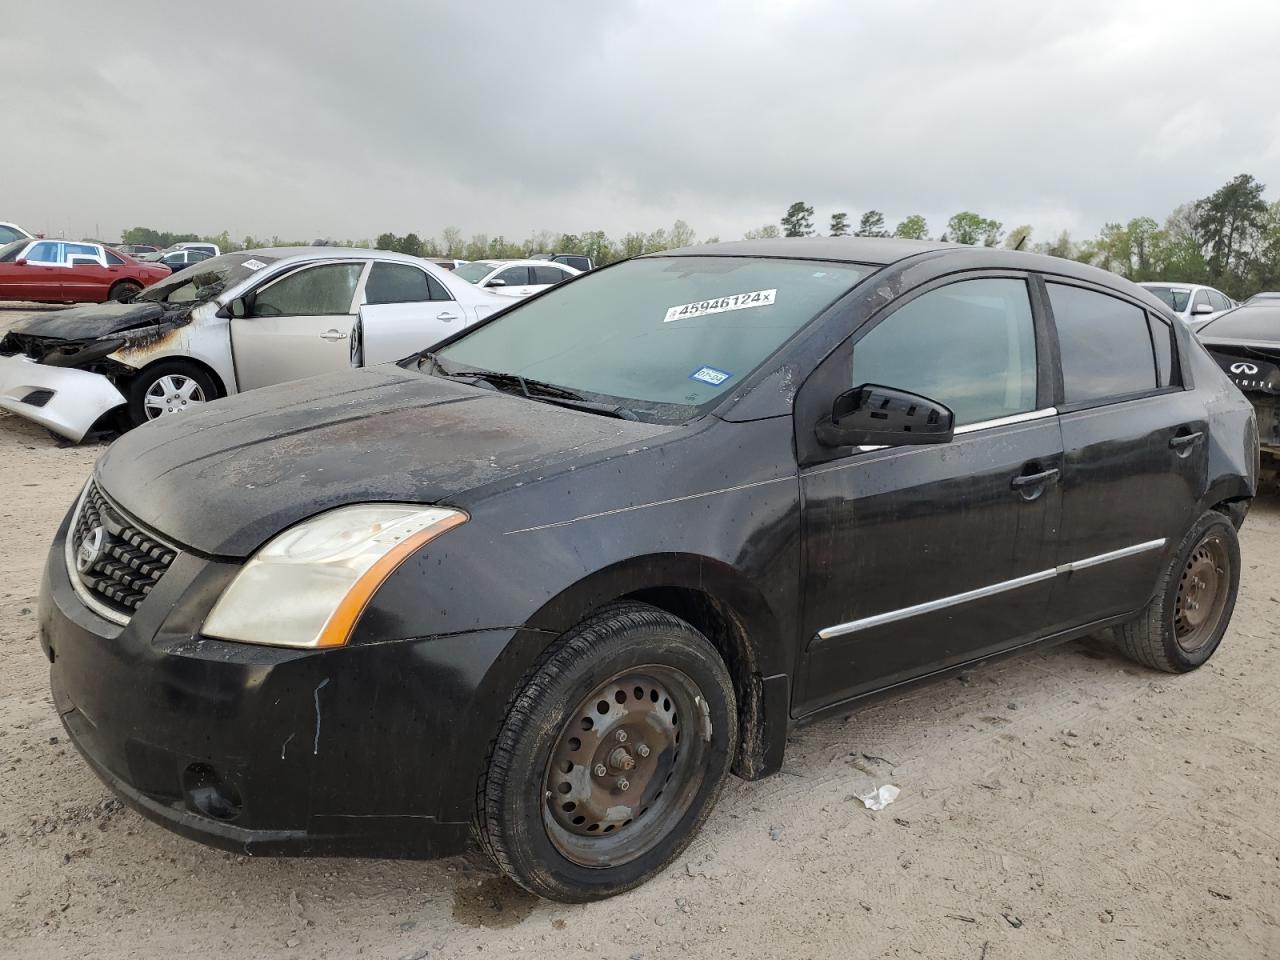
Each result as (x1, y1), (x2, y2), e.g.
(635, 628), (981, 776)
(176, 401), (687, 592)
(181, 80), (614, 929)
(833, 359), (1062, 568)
(241, 258), (268, 270)
(663, 288), (776, 323)
(689, 365), (733, 386)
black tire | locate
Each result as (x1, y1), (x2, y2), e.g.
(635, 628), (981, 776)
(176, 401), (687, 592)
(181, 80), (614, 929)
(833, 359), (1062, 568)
(476, 602), (737, 902)
(126, 360), (217, 428)
(108, 280), (142, 302)
(1117, 511), (1240, 672)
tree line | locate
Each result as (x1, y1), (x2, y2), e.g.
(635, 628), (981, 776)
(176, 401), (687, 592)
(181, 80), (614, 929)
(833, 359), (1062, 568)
(120, 172), (1279, 298)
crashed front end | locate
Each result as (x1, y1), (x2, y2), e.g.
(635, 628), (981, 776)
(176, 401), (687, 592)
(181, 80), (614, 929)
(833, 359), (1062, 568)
(0, 307), (192, 441)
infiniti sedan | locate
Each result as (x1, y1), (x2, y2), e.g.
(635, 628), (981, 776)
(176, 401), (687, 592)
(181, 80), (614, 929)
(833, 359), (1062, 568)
(40, 238), (1254, 902)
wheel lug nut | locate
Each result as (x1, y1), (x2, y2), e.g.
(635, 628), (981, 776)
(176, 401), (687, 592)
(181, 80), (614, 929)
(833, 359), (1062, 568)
(637, 744), (650, 758)
(617, 779), (630, 791)
(616, 730), (627, 742)
(594, 763), (607, 777)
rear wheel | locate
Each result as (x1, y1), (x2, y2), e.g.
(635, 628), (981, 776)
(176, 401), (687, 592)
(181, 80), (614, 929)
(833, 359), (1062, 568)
(1117, 511), (1240, 672)
(108, 280), (142, 302)
(476, 603), (737, 902)
(126, 361), (216, 428)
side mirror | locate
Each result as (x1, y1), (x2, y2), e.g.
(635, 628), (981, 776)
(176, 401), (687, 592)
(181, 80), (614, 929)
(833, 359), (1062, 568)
(816, 384), (954, 448)
(14, 259), (26, 267)
(220, 297), (249, 319)
(485, 278), (506, 287)
(1192, 302), (1215, 315)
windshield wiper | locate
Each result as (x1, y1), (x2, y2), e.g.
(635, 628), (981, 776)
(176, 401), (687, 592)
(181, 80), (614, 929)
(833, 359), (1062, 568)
(434, 366), (640, 420)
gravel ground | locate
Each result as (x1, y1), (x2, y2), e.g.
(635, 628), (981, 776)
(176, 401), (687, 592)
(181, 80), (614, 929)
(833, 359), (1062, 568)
(1, 303), (1277, 959)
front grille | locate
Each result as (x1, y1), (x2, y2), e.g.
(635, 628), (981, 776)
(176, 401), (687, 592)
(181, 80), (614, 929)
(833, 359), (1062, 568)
(69, 481), (178, 619)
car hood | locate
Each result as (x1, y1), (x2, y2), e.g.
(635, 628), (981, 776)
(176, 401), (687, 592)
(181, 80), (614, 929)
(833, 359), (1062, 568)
(95, 366), (668, 557)
(11, 301), (180, 341)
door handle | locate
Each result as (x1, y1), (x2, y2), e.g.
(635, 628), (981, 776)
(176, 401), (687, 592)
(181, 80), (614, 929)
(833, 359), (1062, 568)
(319, 329), (349, 341)
(1011, 467), (1060, 489)
(1170, 431), (1203, 451)
(436, 312), (459, 321)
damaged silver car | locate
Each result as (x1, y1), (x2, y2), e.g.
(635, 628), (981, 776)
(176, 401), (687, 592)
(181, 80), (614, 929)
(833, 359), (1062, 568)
(0, 247), (511, 441)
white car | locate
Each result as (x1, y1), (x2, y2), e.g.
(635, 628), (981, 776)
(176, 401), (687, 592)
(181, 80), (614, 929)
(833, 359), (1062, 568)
(453, 259), (579, 298)
(0, 247), (510, 441)
(1140, 282), (1237, 328)
(0, 222), (33, 245)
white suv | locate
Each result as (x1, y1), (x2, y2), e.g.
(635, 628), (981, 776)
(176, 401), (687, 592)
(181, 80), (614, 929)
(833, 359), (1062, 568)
(1140, 282), (1236, 328)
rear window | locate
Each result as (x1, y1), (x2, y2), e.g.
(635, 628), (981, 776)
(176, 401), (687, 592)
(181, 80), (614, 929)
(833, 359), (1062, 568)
(1198, 307), (1280, 341)
(1049, 283), (1158, 404)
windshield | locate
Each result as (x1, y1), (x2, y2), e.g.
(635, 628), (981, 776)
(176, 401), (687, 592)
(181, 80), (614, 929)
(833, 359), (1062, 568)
(1199, 306), (1280, 341)
(435, 255), (874, 422)
(136, 252), (279, 304)
(0, 239), (29, 263)
(454, 261), (498, 284)
(1143, 285), (1191, 312)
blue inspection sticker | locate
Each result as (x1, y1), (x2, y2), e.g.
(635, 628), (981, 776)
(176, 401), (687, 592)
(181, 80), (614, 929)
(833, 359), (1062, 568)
(689, 365), (733, 387)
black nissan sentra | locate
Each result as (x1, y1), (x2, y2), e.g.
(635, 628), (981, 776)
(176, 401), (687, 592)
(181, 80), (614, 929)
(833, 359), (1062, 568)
(40, 238), (1256, 901)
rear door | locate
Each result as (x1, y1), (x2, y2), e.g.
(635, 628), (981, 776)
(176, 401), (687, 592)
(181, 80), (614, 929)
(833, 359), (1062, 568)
(357, 261), (463, 364)
(1042, 279), (1204, 632)
(62, 243), (111, 301)
(531, 264), (573, 294)
(231, 260), (369, 389)
(796, 274), (1062, 713)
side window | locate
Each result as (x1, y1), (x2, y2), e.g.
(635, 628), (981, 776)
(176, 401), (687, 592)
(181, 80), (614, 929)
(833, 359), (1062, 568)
(1193, 289), (1212, 310)
(851, 278), (1038, 426)
(425, 274), (452, 301)
(1048, 283), (1158, 404)
(494, 266), (530, 286)
(65, 243), (99, 260)
(26, 241), (61, 263)
(532, 265), (569, 285)
(1148, 314), (1175, 388)
(1208, 290), (1230, 311)
(0, 226), (21, 243)
(365, 262), (432, 304)
(251, 262), (365, 317)
(105, 251), (124, 265)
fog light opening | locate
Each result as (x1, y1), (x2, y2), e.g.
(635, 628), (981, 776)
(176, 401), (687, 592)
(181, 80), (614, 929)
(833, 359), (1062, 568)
(183, 763), (243, 822)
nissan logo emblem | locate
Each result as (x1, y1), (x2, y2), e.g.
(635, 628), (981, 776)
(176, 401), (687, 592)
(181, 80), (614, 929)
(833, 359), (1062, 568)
(1230, 362), (1259, 375)
(76, 526), (104, 573)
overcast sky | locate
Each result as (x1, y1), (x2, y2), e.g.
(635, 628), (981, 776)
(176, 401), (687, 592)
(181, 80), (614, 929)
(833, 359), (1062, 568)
(5, 0), (1278, 246)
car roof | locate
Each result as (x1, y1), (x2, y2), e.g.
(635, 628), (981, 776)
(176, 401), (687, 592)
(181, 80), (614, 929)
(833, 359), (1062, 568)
(655, 237), (1149, 292)
(245, 246), (434, 264)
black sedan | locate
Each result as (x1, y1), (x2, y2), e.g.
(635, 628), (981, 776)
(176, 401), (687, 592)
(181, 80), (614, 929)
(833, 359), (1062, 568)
(39, 238), (1256, 901)
(1198, 302), (1280, 463)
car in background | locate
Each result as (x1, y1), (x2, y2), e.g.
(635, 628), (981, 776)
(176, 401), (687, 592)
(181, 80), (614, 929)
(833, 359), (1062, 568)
(1139, 282), (1236, 328)
(37, 238), (1255, 902)
(0, 222), (33, 245)
(0, 248), (510, 441)
(1197, 303), (1280, 469)
(453, 258), (579, 298)
(156, 248), (214, 273)
(118, 244), (160, 258)
(532, 252), (595, 272)
(0, 239), (170, 304)
(428, 257), (467, 271)
(1245, 292), (1280, 304)
(141, 242), (222, 264)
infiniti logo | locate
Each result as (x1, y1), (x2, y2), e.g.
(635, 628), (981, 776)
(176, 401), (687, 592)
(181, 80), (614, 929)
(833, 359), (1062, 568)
(1230, 362), (1259, 375)
(76, 526), (104, 573)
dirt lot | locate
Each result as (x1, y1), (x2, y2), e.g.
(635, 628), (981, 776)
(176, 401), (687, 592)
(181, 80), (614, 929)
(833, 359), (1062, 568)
(0, 305), (1277, 959)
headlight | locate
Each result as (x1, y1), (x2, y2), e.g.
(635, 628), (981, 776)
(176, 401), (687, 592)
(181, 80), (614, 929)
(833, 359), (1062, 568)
(202, 504), (466, 649)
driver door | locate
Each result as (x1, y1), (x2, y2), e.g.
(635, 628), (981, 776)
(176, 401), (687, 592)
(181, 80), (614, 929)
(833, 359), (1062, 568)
(795, 275), (1063, 715)
(231, 261), (368, 390)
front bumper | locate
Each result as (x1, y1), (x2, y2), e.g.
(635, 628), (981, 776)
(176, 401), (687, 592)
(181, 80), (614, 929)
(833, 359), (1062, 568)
(39, 509), (517, 859)
(0, 353), (125, 441)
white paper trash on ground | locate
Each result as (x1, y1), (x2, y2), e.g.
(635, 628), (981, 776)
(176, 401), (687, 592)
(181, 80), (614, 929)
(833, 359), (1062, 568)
(857, 784), (900, 811)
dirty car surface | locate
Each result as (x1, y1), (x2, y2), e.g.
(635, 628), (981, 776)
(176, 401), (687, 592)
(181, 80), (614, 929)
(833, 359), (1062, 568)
(39, 238), (1257, 902)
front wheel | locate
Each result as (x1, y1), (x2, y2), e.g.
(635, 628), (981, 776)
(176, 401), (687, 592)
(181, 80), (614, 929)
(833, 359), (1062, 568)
(126, 361), (217, 428)
(476, 603), (737, 902)
(1117, 510), (1241, 672)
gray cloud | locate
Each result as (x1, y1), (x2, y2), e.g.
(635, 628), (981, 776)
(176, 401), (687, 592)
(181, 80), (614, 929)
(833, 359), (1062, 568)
(4, 0), (1278, 245)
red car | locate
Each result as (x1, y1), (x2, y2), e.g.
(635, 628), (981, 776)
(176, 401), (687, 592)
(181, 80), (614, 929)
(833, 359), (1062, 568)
(0, 239), (171, 303)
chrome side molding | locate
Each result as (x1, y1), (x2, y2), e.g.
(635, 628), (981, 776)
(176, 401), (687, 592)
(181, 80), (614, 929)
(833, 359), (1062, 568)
(815, 538), (1166, 642)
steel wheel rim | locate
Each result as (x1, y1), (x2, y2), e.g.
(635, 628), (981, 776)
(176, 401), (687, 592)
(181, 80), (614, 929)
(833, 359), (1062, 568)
(143, 374), (206, 420)
(542, 665), (712, 869)
(1174, 533), (1230, 653)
